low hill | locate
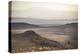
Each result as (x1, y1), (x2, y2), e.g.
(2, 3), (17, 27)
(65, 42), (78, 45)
(60, 23), (78, 28)
(12, 30), (63, 53)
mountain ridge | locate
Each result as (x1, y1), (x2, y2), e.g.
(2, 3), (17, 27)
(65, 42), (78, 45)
(11, 22), (41, 29)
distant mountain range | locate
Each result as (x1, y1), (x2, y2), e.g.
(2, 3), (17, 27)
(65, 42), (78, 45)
(11, 22), (41, 29)
(11, 22), (78, 30)
(11, 18), (77, 26)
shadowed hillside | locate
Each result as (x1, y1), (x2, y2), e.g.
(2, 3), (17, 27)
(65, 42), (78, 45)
(54, 23), (78, 49)
(45, 23), (78, 49)
(63, 23), (78, 49)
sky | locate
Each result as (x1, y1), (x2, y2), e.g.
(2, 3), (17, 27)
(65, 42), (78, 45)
(11, 1), (78, 24)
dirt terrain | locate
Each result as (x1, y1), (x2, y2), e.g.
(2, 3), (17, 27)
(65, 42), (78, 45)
(11, 23), (78, 53)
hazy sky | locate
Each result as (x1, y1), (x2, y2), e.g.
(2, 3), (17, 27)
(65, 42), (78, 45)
(11, 1), (77, 19)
